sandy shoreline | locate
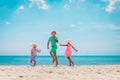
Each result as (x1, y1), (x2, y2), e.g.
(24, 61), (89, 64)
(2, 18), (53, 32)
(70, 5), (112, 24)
(0, 65), (120, 80)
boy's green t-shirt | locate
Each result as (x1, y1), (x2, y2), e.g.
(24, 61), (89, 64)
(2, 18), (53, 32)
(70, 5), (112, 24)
(49, 36), (58, 47)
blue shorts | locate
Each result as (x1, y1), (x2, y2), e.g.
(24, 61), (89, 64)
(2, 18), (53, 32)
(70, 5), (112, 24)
(30, 55), (37, 61)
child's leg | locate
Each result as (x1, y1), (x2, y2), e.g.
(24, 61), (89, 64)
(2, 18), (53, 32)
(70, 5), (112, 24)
(69, 57), (74, 66)
(30, 58), (32, 63)
(67, 57), (71, 66)
(33, 60), (36, 66)
(50, 52), (55, 64)
(68, 57), (74, 66)
(54, 54), (58, 66)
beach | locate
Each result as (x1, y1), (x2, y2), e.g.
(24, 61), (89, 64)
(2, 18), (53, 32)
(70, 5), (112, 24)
(0, 65), (120, 80)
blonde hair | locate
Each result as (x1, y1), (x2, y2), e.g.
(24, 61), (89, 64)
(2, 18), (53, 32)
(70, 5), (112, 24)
(32, 43), (37, 48)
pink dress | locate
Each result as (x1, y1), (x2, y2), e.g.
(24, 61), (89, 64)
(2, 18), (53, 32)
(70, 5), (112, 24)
(64, 44), (72, 57)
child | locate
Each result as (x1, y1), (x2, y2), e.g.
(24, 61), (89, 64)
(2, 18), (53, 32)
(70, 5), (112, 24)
(30, 43), (41, 66)
(60, 40), (78, 66)
(47, 31), (59, 67)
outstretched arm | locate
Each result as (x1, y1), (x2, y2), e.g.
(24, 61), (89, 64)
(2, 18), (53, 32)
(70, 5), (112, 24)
(72, 45), (78, 52)
(60, 44), (67, 46)
(37, 49), (41, 53)
(47, 41), (50, 49)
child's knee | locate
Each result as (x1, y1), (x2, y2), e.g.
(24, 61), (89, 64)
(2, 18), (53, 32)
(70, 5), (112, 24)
(67, 57), (71, 60)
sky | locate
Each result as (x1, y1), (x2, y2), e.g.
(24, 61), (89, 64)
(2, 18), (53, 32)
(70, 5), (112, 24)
(0, 0), (120, 56)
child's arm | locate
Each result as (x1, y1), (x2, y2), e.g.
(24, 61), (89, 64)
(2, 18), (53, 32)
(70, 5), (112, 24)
(72, 45), (78, 52)
(60, 44), (67, 46)
(55, 37), (58, 43)
(47, 41), (50, 49)
(37, 49), (41, 53)
(31, 50), (33, 55)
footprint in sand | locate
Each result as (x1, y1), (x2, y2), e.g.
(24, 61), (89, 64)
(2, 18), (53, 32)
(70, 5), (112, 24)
(19, 75), (23, 78)
(1, 69), (4, 71)
(117, 70), (119, 72)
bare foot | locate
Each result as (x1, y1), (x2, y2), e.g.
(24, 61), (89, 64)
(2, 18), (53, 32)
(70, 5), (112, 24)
(54, 64), (58, 67)
(69, 63), (71, 66)
(52, 60), (55, 65)
(71, 63), (74, 67)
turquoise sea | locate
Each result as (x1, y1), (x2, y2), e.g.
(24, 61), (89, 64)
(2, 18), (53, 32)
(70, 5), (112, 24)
(0, 56), (120, 65)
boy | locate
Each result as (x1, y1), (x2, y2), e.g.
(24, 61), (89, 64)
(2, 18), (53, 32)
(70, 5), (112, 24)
(47, 31), (59, 67)
(30, 43), (41, 66)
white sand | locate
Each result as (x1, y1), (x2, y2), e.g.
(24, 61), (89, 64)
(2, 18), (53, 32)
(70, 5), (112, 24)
(0, 65), (120, 80)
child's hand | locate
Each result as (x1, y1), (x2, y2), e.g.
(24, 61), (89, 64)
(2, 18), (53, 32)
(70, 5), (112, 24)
(38, 50), (41, 53)
(59, 44), (62, 46)
(75, 49), (78, 52)
(31, 51), (33, 54)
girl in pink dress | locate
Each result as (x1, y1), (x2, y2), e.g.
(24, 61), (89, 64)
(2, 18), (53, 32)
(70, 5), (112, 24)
(60, 40), (78, 66)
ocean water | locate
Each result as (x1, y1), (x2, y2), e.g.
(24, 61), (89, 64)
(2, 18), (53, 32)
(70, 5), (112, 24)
(0, 56), (120, 65)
